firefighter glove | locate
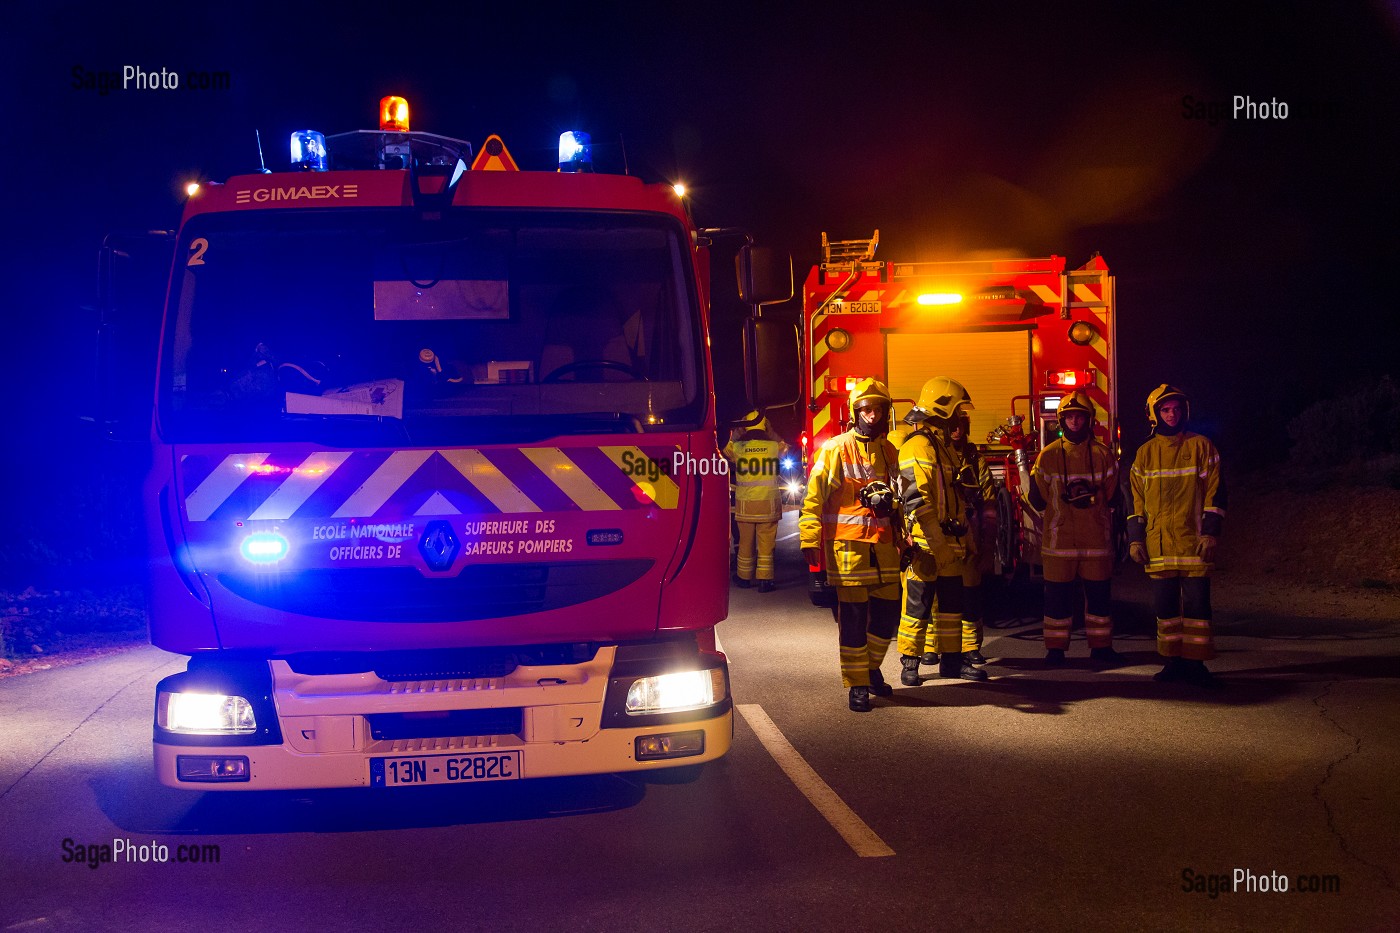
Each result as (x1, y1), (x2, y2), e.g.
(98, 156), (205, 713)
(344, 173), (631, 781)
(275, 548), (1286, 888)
(1196, 535), (1218, 563)
(1129, 542), (1148, 565)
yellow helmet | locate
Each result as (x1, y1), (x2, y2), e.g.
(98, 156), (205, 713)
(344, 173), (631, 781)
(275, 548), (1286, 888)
(741, 410), (773, 435)
(911, 376), (974, 422)
(1146, 384), (1189, 429)
(847, 378), (892, 419)
(1057, 390), (1096, 420)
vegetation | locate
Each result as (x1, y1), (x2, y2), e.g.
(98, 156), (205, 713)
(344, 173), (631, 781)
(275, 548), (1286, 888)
(1283, 375), (1400, 489)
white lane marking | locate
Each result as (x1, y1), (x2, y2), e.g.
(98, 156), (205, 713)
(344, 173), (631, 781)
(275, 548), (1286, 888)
(777, 532), (800, 542)
(736, 703), (895, 858)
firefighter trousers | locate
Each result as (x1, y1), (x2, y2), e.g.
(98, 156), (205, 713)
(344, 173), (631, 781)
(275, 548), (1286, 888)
(735, 520), (778, 581)
(1042, 578), (1113, 650)
(835, 585), (899, 688)
(899, 549), (965, 658)
(962, 562), (985, 653)
(1150, 573), (1214, 661)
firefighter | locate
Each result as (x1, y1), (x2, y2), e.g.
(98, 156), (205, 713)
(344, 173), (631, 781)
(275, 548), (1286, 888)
(894, 376), (989, 685)
(1128, 385), (1226, 687)
(725, 412), (791, 592)
(1029, 390), (1121, 666)
(800, 379), (902, 712)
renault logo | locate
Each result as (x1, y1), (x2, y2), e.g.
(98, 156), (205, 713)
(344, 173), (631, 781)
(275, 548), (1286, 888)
(418, 520), (460, 571)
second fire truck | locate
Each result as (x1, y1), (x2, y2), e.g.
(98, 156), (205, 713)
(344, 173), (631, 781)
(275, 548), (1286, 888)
(800, 231), (1121, 603)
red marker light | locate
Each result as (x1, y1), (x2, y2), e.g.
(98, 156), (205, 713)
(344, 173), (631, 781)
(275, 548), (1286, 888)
(1046, 369), (1093, 388)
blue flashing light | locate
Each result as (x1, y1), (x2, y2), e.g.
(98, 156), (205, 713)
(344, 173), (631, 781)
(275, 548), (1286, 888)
(781, 456), (796, 471)
(558, 131), (593, 173)
(290, 130), (328, 171)
(240, 532), (289, 564)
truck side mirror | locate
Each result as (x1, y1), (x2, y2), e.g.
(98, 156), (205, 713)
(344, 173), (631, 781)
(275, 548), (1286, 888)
(746, 317), (799, 409)
(737, 246), (793, 306)
(97, 231), (174, 440)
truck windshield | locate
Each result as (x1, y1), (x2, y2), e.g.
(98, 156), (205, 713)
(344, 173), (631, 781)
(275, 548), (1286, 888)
(160, 209), (704, 445)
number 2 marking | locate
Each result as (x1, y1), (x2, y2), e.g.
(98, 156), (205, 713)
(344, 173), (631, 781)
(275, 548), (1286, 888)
(187, 238), (208, 266)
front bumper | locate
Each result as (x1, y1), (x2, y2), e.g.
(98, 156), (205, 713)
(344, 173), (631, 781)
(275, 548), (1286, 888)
(154, 645), (732, 790)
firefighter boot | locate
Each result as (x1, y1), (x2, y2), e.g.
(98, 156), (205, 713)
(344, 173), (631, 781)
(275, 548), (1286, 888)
(941, 652), (988, 682)
(1044, 648), (1066, 667)
(868, 668), (894, 697)
(966, 649), (988, 665)
(1180, 659), (1217, 688)
(733, 576), (751, 589)
(758, 580), (775, 593)
(900, 654), (922, 687)
(1153, 657), (1184, 682)
(921, 652), (940, 666)
(848, 686), (872, 713)
(1090, 645), (1126, 666)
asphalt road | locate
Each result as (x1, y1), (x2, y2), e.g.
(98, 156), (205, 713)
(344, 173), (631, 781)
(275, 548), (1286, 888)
(2, 515), (1398, 931)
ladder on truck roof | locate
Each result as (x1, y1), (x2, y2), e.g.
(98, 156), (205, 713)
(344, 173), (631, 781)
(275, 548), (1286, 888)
(819, 230), (883, 283)
(821, 230), (880, 269)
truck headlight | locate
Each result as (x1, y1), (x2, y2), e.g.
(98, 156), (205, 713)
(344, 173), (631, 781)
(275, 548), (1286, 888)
(625, 670), (726, 715)
(158, 692), (257, 735)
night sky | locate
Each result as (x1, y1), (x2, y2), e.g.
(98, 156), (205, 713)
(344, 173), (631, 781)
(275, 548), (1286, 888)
(4, 1), (1398, 531)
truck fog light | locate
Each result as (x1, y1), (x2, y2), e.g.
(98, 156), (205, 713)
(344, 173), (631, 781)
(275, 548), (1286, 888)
(159, 692), (257, 735)
(636, 730), (705, 760)
(176, 756), (251, 782)
(625, 669), (726, 715)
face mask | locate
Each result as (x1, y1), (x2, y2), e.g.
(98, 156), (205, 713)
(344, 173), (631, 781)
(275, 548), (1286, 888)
(1061, 479), (1096, 509)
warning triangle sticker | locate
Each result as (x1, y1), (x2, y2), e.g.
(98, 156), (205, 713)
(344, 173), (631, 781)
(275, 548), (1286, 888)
(471, 135), (519, 172)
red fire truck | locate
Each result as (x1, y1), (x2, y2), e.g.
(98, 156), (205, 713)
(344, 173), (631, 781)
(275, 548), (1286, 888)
(800, 231), (1120, 602)
(99, 98), (797, 789)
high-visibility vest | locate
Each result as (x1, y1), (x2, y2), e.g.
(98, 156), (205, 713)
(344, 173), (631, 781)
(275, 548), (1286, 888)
(725, 436), (787, 523)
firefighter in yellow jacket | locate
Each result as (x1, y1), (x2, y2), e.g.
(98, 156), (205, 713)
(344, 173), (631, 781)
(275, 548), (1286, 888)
(800, 379), (902, 712)
(1128, 384), (1226, 687)
(724, 412), (790, 593)
(1029, 391), (1122, 666)
(894, 376), (989, 685)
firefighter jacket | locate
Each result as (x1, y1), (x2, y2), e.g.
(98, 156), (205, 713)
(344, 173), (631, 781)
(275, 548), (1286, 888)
(951, 437), (996, 572)
(1029, 437), (1118, 560)
(1127, 430), (1226, 573)
(800, 429), (901, 586)
(724, 431), (790, 523)
(895, 425), (970, 562)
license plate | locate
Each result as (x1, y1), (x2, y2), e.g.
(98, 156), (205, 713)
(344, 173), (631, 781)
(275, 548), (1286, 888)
(370, 751), (522, 787)
(828, 299), (881, 314)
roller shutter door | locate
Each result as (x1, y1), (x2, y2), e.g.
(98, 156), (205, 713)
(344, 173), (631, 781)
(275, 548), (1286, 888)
(886, 330), (1032, 444)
